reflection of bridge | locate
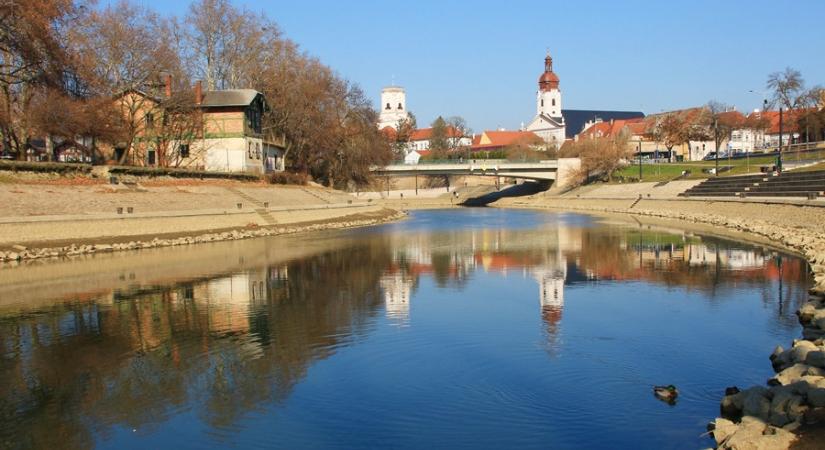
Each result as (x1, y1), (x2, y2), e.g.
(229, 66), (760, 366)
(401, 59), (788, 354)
(372, 161), (561, 181)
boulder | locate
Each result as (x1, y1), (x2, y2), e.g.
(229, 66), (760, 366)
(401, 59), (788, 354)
(770, 364), (813, 386)
(711, 417), (738, 446)
(742, 387), (772, 420)
(806, 350), (825, 369)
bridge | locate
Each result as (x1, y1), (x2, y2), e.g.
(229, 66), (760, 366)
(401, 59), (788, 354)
(372, 160), (562, 181)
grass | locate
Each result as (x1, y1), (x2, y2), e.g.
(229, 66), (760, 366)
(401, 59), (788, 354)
(613, 151), (825, 183)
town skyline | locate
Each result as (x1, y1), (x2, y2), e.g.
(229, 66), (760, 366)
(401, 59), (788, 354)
(107, 0), (824, 131)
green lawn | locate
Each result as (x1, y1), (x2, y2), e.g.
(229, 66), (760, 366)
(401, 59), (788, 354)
(614, 152), (824, 183)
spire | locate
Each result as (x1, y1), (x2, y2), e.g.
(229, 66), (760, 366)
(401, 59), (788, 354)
(538, 52), (560, 91)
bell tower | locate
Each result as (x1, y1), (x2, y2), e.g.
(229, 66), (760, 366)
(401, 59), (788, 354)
(377, 86), (409, 130)
(537, 52), (562, 119)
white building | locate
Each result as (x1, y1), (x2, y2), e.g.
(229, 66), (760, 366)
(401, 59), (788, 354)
(377, 86), (410, 130)
(525, 53), (566, 148)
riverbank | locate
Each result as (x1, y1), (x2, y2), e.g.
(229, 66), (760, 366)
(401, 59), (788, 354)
(0, 177), (405, 262)
(496, 182), (825, 449)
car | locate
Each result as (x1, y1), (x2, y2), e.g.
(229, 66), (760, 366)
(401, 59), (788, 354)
(702, 152), (718, 161)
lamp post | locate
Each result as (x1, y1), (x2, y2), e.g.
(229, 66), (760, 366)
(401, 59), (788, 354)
(714, 118), (719, 176)
(778, 107), (783, 173)
(638, 140), (642, 182)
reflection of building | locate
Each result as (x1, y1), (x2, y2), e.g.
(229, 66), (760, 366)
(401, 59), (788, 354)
(380, 272), (413, 323)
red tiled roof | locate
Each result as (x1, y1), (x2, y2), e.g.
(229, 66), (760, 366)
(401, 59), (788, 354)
(578, 117), (648, 140)
(380, 126), (397, 140)
(472, 130), (542, 150)
(410, 126), (463, 141)
(756, 110), (809, 134)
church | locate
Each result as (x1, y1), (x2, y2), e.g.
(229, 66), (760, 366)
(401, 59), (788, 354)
(524, 53), (566, 148)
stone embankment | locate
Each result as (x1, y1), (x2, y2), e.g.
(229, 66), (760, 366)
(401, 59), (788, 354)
(500, 191), (825, 449)
(0, 209), (406, 265)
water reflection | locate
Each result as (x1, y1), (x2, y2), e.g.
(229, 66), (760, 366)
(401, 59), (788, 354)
(0, 210), (812, 449)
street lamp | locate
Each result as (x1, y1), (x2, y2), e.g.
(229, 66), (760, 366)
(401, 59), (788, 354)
(638, 140), (642, 182)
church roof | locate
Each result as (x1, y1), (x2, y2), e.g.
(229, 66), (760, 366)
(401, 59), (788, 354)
(561, 109), (645, 139)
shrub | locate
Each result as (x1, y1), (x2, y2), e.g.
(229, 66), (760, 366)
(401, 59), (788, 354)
(0, 160), (92, 173)
(268, 171), (308, 185)
(108, 165), (261, 181)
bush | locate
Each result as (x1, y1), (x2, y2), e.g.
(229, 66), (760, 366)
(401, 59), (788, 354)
(268, 171), (308, 185)
(108, 165), (261, 181)
(0, 160), (92, 173)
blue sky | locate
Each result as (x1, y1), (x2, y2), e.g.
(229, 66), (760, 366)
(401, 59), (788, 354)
(122, 0), (824, 132)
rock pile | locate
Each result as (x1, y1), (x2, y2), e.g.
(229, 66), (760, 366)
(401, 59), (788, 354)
(709, 292), (825, 449)
(0, 209), (406, 265)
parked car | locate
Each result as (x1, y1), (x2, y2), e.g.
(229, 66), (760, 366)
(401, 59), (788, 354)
(702, 152), (718, 161)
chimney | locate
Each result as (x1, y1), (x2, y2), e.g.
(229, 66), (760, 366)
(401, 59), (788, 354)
(164, 73), (172, 98)
(194, 80), (203, 105)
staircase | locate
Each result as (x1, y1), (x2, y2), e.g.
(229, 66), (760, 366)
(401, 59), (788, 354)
(226, 187), (278, 225)
(679, 170), (825, 198)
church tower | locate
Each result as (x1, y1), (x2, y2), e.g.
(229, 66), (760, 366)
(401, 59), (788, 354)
(377, 86), (409, 130)
(537, 53), (562, 119)
(525, 52), (566, 147)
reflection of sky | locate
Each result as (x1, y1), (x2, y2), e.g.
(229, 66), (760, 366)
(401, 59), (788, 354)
(358, 208), (596, 234)
(0, 209), (814, 450)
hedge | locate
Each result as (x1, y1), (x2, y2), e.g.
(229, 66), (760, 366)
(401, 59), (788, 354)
(0, 160), (93, 173)
(107, 165), (261, 181)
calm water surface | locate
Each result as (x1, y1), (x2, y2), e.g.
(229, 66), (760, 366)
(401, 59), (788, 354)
(0, 209), (813, 449)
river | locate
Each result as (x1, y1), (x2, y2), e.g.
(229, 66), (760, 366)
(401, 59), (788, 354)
(0, 209), (813, 449)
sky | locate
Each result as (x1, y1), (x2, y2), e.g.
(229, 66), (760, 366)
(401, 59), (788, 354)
(116, 0), (824, 133)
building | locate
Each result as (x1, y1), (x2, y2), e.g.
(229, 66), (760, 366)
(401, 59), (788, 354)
(110, 77), (285, 173)
(470, 130), (543, 152)
(197, 85), (285, 173)
(377, 86), (409, 130)
(562, 110), (645, 139)
(404, 126), (472, 153)
(524, 53), (566, 147)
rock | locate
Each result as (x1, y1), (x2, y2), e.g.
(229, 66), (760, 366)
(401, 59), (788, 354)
(742, 387), (772, 420)
(769, 388), (795, 427)
(722, 392), (744, 418)
(789, 341), (818, 365)
(717, 417), (783, 450)
(809, 387), (825, 408)
(711, 417), (738, 446)
(11, 244), (27, 251)
(770, 364), (813, 386)
(770, 345), (785, 362)
(806, 350), (825, 369)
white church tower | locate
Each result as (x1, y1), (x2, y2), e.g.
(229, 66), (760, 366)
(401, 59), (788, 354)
(377, 86), (409, 130)
(525, 52), (566, 148)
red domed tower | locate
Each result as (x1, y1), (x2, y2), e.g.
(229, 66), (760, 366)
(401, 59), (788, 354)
(538, 53), (560, 91)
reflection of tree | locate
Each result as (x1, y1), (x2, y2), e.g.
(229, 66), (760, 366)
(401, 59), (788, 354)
(0, 220), (814, 448)
(0, 240), (394, 448)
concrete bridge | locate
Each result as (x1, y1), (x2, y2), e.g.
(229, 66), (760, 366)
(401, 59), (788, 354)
(372, 160), (567, 182)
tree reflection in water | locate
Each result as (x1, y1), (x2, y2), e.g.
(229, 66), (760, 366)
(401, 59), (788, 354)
(0, 213), (812, 449)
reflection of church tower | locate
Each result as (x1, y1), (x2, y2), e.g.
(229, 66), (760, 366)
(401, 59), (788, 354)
(532, 260), (567, 354)
(380, 272), (413, 324)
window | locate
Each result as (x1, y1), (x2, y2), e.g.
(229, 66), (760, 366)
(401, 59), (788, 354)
(147, 149), (156, 165)
(256, 143), (262, 159)
(248, 142), (253, 158)
(552, 98), (556, 106)
(386, 103), (391, 110)
(179, 144), (190, 158)
(145, 113), (154, 130)
(398, 103), (403, 110)
(541, 99), (544, 107)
